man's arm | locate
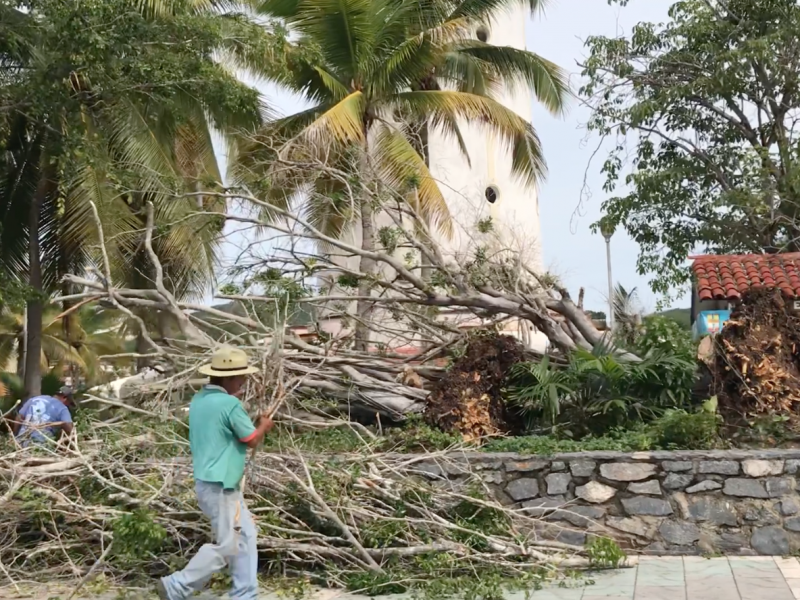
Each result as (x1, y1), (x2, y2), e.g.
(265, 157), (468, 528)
(228, 403), (274, 449)
(239, 415), (274, 449)
(12, 402), (29, 436)
(58, 403), (74, 437)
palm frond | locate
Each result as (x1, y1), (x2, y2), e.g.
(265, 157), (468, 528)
(443, 43), (569, 114)
(390, 90), (546, 186)
(278, 92), (366, 148)
(372, 125), (453, 236)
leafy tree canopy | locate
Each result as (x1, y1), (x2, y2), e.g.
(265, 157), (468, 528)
(582, 0), (800, 296)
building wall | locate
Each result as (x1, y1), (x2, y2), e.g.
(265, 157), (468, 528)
(426, 4), (542, 271)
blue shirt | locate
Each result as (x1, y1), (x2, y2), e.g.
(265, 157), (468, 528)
(17, 395), (72, 444)
(189, 385), (256, 489)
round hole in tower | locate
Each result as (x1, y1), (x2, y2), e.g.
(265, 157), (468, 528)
(485, 185), (499, 204)
(476, 25), (490, 43)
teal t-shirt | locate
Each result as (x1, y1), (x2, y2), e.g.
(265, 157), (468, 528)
(189, 385), (256, 489)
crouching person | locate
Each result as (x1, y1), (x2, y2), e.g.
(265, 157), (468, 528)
(158, 347), (273, 600)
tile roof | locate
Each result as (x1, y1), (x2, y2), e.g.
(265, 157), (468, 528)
(691, 253), (800, 301)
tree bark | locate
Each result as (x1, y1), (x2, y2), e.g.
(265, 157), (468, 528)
(24, 185), (44, 397)
(354, 195), (376, 351)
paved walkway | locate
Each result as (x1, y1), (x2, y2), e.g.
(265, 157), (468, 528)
(10, 557), (800, 600)
(544, 556), (800, 600)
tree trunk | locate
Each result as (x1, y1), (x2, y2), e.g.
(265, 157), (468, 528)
(417, 121), (433, 282)
(24, 188), (43, 398)
(354, 195), (376, 352)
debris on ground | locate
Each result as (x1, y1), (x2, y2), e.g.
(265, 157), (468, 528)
(712, 288), (800, 426)
(424, 334), (526, 440)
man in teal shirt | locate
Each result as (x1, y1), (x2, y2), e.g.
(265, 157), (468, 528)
(158, 347), (273, 600)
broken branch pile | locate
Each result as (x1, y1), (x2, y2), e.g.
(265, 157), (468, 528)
(425, 334), (528, 440)
(0, 415), (588, 594)
(713, 288), (800, 426)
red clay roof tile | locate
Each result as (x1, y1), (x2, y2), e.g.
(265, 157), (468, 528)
(691, 253), (800, 301)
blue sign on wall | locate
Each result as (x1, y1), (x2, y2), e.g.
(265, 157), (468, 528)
(693, 309), (732, 339)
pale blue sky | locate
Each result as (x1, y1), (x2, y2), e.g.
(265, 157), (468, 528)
(219, 0), (682, 314)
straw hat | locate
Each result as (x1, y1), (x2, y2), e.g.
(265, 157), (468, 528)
(198, 346), (259, 377)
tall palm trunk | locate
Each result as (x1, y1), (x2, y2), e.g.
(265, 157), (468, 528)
(415, 120), (433, 282)
(24, 184), (44, 397)
(354, 127), (377, 351)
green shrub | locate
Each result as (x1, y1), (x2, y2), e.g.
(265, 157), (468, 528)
(586, 536), (626, 569)
(379, 416), (463, 452)
(507, 346), (696, 438)
(635, 315), (695, 361)
(650, 409), (720, 450)
(484, 429), (655, 454)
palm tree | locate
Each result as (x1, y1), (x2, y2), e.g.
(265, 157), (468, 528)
(238, 0), (567, 349)
(0, 304), (86, 379)
(0, 0), (275, 393)
(612, 283), (643, 348)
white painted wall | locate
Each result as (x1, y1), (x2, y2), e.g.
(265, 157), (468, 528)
(427, 4), (543, 272)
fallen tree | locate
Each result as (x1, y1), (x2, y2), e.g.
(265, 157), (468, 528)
(55, 145), (630, 427)
(0, 414), (591, 593)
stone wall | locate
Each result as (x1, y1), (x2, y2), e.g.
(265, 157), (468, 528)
(416, 449), (800, 555)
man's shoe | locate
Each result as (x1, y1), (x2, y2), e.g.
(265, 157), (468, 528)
(156, 579), (169, 600)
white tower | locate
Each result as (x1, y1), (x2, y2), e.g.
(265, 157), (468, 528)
(427, 7), (548, 351)
(427, 5), (542, 271)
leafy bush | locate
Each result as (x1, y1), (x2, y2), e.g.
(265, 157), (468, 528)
(380, 415), (464, 452)
(507, 346), (696, 437)
(485, 407), (720, 454)
(635, 315), (695, 361)
(586, 536), (626, 569)
(484, 429), (655, 454)
(650, 409), (720, 450)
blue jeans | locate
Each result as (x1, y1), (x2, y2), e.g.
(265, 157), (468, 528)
(161, 481), (258, 600)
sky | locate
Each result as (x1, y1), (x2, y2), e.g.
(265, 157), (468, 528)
(218, 0), (682, 314)
(527, 0), (677, 314)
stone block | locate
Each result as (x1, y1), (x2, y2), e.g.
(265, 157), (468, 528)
(505, 459), (548, 473)
(545, 473), (571, 496)
(521, 498), (561, 516)
(781, 498), (800, 516)
(686, 496), (738, 526)
(599, 462), (657, 482)
(743, 504), (780, 525)
(786, 459), (800, 475)
(481, 471), (504, 485)
(751, 526), (790, 555)
(606, 516), (656, 539)
(766, 477), (795, 497)
(699, 460), (739, 475)
(555, 505), (606, 527)
(742, 459), (784, 477)
(662, 460), (693, 472)
(723, 478), (769, 498)
(550, 461), (566, 472)
(663, 473), (694, 490)
(416, 463), (444, 478)
(628, 480), (662, 495)
(659, 520), (700, 545)
(555, 529), (586, 546)
(622, 496), (674, 516)
(569, 460), (596, 477)
(506, 477), (539, 501)
(785, 517), (800, 532)
(575, 481), (617, 503)
(685, 480), (722, 494)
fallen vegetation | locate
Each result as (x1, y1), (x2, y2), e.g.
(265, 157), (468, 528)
(713, 288), (800, 430)
(0, 413), (595, 597)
